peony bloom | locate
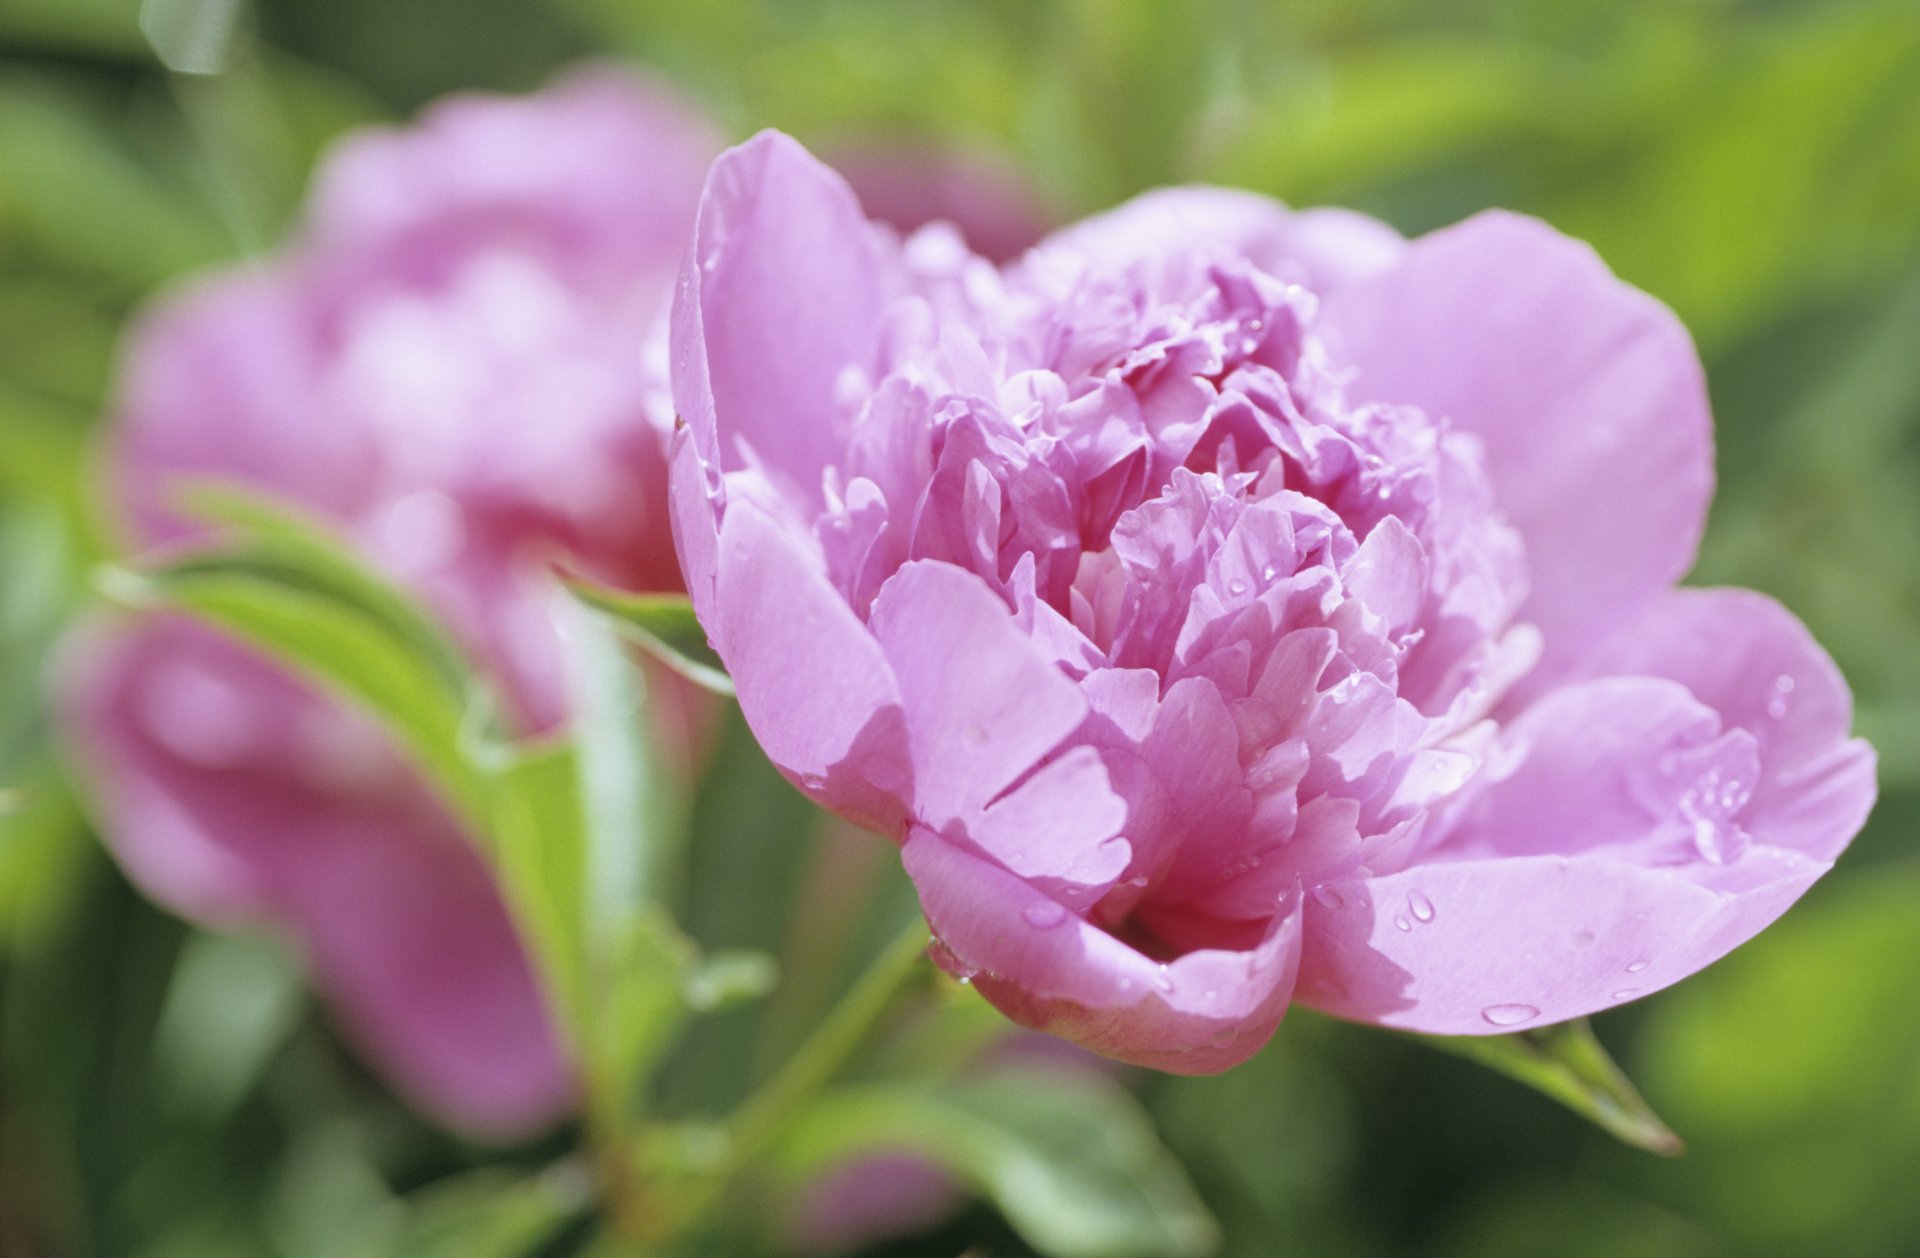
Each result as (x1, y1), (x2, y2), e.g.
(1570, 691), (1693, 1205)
(668, 133), (1877, 1072)
(61, 69), (722, 1136)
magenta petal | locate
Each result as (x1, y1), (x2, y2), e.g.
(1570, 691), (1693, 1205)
(1039, 187), (1406, 293)
(1581, 588), (1877, 861)
(1297, 846), (1831, 1034)
(61, 620), (572, 1136)
(714, 500), (913, 835)
(673, 131), (887, 501)
(867, 561), (1094, 824)
(113, 269), (376, 545)
(1319, 211), (1713, 684)
(904, 825), (1302, 1073)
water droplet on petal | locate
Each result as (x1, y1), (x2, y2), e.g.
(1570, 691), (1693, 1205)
(1393, 914), (1412, 932)
(1481, 1003), (1540, 1027)
(1408, 891), (1435, 923)
(1153, 965), (1174, 993)
(1611, 988), (1640, 1001)
(1023, 900), (1068, 929)
(1260, 562), (1278, 582)
(1775, 674), (1797, 693)
(1626, 959), (1650, 973)
(1312, 886), (1345, 910)
(957, 975), (972, 986)
(1227, 578), (1249, 597)
(1767, 696), (1789, 719)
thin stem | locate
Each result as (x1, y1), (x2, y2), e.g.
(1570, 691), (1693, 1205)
(725, 916), (931, 1167)
(664, 917), (932, 1240)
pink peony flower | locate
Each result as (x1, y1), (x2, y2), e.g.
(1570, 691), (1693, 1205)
(668, 133), (1878, 1072)
(61, 68), (723, 1136)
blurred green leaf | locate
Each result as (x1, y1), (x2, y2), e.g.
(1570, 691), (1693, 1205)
(1631, 863), (1920, 1253)
(1414, 1019), (1683, 1157)
(779, 1067), (1220, 1258)
(152, 931), (304, 1118)
(684, 950), (778, 1014)
(562, 578), (733, 697)
(0, 74), (231, 291)
(99, 483), (501, 823)
(141, 0), (249, 75)
(486, 739), (590, 1036)
(343, 1165), (587, 1258)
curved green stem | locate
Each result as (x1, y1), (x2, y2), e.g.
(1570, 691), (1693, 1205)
(667, 918), (932, 1239)
(725, 917), (932, 1167)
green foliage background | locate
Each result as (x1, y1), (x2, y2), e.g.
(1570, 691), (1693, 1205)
(2, 0), (1917, 1254)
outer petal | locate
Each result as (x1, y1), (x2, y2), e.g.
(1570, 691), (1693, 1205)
(1318, 211), (1713, 684)
(60, 619), (572, 1136)
(867, 561), (1093, 822)
(1037, 186), (1406, 293)
(671, 130), (888, 503)
(1296, 846), (1829, 1033)
(904, 825), (1302, 1073)
(111, 268), (378, 545)
(308, 67), (721, 293)
(1299, 591), (1873, 1034)
(1580, 587), (1876, 862)
(713, 499), (913, 836)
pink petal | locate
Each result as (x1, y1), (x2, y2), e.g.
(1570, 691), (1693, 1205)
(1581, 587), (1877, 862)
(112, 268), (378, 544)
(904, 825), (1302, 1073)
(673, 131), (887, 502)
(714, 499), (913, 836)
(867, 561), (1093, 825)
(1318, 211), (1713, 686)
(1297, 847), (1830, 1034)
(1039, 187), (1406, 293)
(1300, 592), (1873, 1034)
(60, 619), (572, 1136)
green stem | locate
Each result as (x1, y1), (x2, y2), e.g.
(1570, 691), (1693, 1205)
(725, 917), (931, 1166)
(667, 917), (932, 1238)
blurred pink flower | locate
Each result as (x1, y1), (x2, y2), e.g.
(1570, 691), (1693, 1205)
(667, 133), (1877, 1072)
(61, 68), (722, 1137)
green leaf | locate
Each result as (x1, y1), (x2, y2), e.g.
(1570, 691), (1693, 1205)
(348, 1166), (589, 1258)
(684, 950), (779, 1014)
(486, 740), (591, 1038)
(778, 1068), (1220, 1258)
(98, 484), (501, 826)
(1413, 1018), (1684, 1156)
(561, 575), (734, 696)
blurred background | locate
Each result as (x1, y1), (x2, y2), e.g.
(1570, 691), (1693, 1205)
(2, 0), (1917, 1255)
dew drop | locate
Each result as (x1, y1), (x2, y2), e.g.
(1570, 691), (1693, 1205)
(1153, 965), (1175, 994)
(1260, 562), (1278, 583)
(1626, 958), (1650, 974)
(1408, 891), (1436, 923)
(1023, 900), (1068, 929)
(1767, 696), (1789, 719)
(1611, 988), (1640, 1001)
(1481, 1003), (1540, 1027)
(1311, 886), (1345, 910)
(957, 975), (972, 986)
(1227, 578), (1249, 597)
(1776, 674), (1797, 693)
(1393, 914), (1412, 932)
